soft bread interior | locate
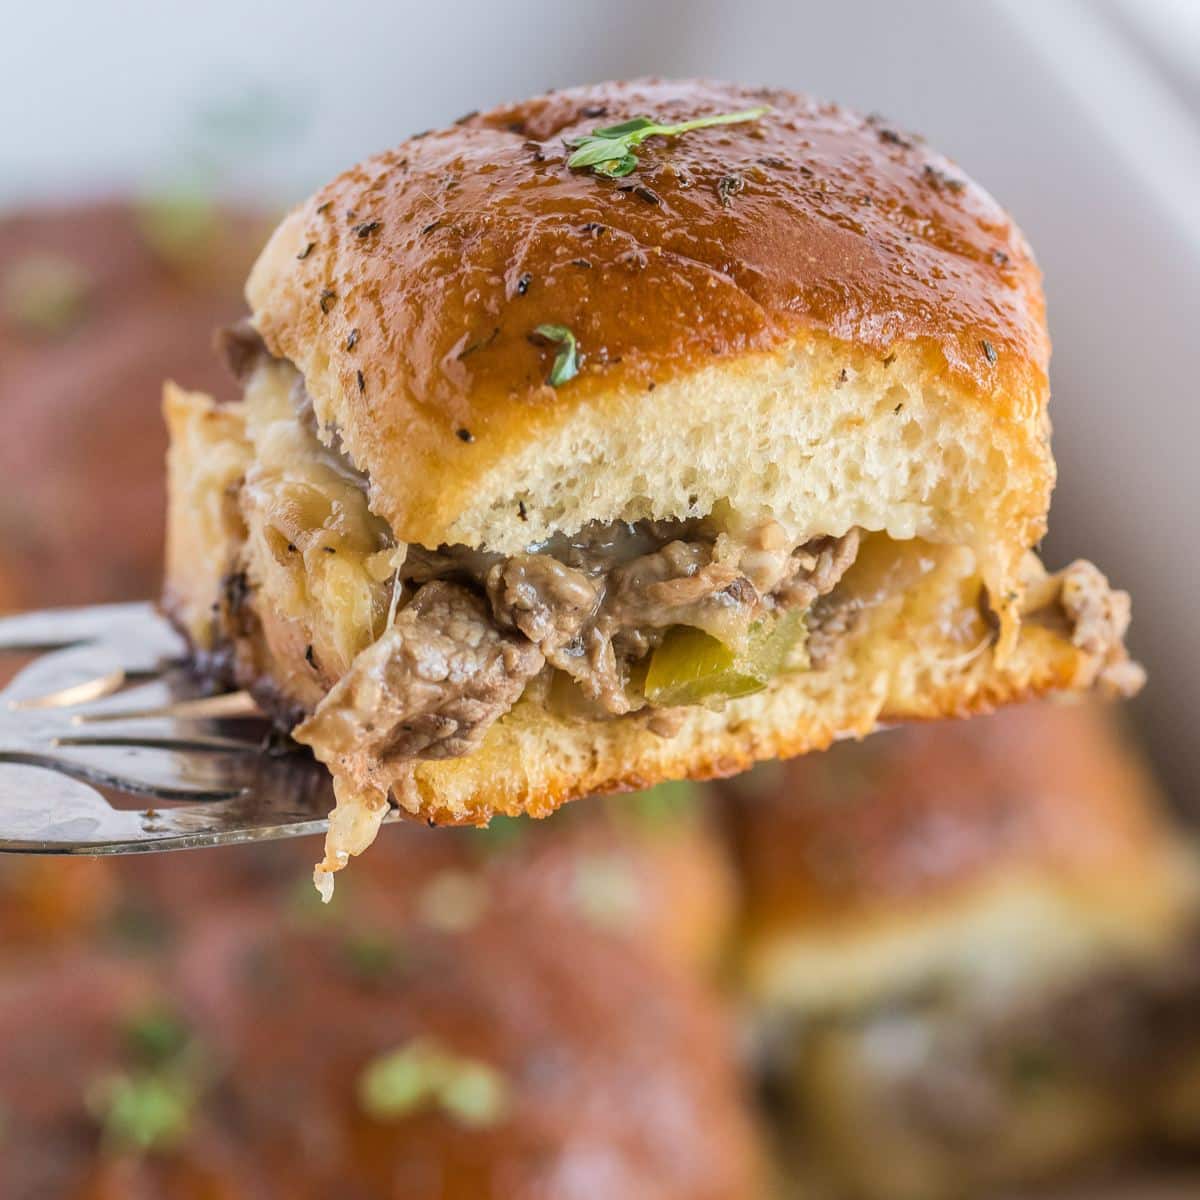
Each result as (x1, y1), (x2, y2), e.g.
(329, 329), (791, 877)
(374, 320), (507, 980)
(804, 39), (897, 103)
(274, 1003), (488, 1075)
(434, 341), (1050, 571)
(273, 327), (1053, 650)
(166, 382), (1133, 836)
(743, 849), (1200, 1015)
(163, 387), (252, 643)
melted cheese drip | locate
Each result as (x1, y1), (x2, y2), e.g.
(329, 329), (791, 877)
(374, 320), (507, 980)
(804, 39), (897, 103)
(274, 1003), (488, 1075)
(313, 773), (392, 903)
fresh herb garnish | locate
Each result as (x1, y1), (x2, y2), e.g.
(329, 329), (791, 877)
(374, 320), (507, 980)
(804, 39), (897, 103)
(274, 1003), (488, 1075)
(136, 190), (221, 273)
(87, 1071), (196, 1152)
(358, 1040), (509, 1127)
(2, 253), (92, 336)
(342, 931), (403, 981)
(471, 813), (528, 856)
(531, 324), (580, 386)
(614, 779), (701, 830)
(123, 1005), (191, 1066)
(565, 107), (768, 179)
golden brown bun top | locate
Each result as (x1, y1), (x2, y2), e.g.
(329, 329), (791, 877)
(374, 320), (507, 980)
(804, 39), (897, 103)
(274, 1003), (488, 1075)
(247, 78), (1048, 548)
(727, 702), (1185, 934)
(172, 892), (759, 1199)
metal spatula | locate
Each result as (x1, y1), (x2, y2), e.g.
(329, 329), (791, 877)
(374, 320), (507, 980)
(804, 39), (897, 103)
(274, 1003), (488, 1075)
(0, 603), (382, 854)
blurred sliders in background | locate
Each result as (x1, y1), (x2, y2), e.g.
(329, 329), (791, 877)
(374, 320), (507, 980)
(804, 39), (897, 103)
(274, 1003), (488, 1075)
(725, 707), (1200, 1197)
(1, 0), (1199, 1197)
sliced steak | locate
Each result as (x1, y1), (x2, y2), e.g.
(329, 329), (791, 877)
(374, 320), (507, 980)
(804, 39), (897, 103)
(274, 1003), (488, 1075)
(606, 540), (754, 641)
(775, 528), (862, 610)
(395, 525), (862, 718)
(296, 581), (544, 763)
(486, 553), (600, 654)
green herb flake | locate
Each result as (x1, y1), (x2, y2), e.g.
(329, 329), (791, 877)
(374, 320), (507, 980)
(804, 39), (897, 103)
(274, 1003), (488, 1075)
(136, 190), (221, 271)
(87, 1071), (195, 1153)
(471, 813), (528, 856)
(615, 779), (702, 831)
(342, 931), (402, 981)
(359, 1043), (438, 1119)
(438, 1060), (510, 1127)
(566, 107), (768, 179)
(2, 253), (92, 336)
(531, 323), (580, 387)
(358, 1040), (509, 1128)
(122, 1005), (190, 1066)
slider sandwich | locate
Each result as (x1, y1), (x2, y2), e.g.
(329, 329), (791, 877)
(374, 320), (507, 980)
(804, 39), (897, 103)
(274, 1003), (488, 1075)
(725, 703), (1200, 1198)
(0, 838), (763, 1200)
(164, 80), (1141, 895)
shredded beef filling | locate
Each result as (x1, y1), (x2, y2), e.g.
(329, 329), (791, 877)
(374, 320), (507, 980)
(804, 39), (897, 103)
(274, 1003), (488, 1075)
(828, 932), (1200, 1149)
(294, 521), (861, 762)
(297, 581), (545, 764)
(396, 523), (861, 720)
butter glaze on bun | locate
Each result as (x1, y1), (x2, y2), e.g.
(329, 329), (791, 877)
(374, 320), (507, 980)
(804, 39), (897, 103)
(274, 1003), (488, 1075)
(728, 702), (1198, 1013)
(164, 79), (1141, 889)
(246, 79), (1049, 574)
(726, 702), (1200, 1199)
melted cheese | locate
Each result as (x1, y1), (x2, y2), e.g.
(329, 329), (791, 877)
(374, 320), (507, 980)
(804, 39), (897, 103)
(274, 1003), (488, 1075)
(240, 360), (394, 679)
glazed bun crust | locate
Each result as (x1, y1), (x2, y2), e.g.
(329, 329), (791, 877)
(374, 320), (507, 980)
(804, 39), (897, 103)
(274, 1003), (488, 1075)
(729, 702), (1199, 1011)
(247, 78), (1050, 560)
